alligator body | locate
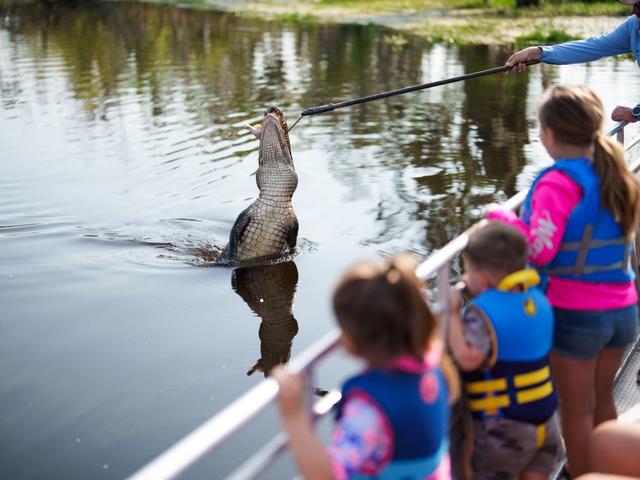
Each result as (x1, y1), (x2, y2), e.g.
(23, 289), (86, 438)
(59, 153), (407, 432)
(218, 107), (298, 264)
(231, 261), (299, 377)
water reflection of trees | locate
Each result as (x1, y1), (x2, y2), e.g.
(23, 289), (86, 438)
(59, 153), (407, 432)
(1, 2), (533, 252)
(232, 261), (299, 377)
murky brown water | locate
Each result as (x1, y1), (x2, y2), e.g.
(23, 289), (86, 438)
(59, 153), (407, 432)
(1, 2), (639, 478)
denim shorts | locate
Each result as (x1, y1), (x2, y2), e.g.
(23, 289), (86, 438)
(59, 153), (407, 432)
(553, 304), (639, 360)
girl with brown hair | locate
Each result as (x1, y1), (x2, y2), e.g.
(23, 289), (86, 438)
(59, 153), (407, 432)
(272, 254), (457, 480)
(488, 84), (640, 476)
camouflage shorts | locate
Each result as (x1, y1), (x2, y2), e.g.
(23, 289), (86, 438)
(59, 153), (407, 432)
(472, 413), (563, 480)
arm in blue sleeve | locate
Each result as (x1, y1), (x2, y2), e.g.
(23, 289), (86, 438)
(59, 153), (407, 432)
(540, 16), (633, 65)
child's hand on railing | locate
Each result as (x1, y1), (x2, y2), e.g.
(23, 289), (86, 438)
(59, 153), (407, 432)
(271, 366), (306, 418)
(611, 106), (638, 124)
(483, 203), (502, 218)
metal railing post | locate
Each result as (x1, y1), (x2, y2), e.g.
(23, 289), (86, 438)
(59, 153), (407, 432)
(436, 263), (451, 344)
(608, 120), (628, 139)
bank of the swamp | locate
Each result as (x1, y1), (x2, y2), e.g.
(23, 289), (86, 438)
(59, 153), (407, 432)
(103, 0), (632, 46)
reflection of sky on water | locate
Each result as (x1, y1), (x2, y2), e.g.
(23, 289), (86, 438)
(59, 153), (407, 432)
(1, 2), (639, 478)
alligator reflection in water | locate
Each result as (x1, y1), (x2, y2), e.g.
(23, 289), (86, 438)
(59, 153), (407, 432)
(231, 261), (299, 376)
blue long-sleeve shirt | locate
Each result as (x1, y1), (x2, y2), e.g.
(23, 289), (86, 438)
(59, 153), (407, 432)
(540, 15), (640, 69)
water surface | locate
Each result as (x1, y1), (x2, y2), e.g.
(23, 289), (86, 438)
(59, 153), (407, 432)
(1, 2), (639, 478)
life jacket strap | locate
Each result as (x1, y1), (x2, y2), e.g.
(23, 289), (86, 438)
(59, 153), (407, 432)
(465, 378), (506, 394)
(465, 366), (553, 414)
(536, 424), (546, 448)
(496, 269), (540, 292)
(558, 238), (627, 251)
(516, 380), (553, 404)
(513, 365), (550, 387)
(543, 260), (627, 276)
(547, 224), (629, 276)
(468, 394), (510, 413)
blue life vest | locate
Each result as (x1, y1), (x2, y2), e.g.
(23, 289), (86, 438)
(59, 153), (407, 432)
(521, 158), (633, 283)
(337, 364), (450, 479)
(462, 269), (558, 425)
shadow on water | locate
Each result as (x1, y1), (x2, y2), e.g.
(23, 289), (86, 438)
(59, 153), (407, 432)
(232, 261), (299, 377)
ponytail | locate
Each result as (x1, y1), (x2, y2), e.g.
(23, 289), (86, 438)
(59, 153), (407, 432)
(593, 133), (640, 238)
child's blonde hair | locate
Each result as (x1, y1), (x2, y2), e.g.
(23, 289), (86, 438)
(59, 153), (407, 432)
(538, 85), (640, 238)
(332, 254), (435, 360)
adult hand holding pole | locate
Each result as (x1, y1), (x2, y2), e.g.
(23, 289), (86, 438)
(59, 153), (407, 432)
(505, 46), (543, 73)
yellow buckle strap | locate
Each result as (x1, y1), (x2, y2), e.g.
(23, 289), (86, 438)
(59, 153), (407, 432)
(468, 394), (510, 413)
(465, 378), (507, 394)
(514, 366), (550, 388)
(465, 366), (550, 394)
(497, 268), (540, 292)
(516, 380), (554, 404)
(536, 424), (546, 448)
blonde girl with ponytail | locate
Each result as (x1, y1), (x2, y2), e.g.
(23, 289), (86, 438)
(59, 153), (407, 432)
(488, 85), (640, 477)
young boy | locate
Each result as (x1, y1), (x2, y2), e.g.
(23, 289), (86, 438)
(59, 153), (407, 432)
(448, 221), (562, 480)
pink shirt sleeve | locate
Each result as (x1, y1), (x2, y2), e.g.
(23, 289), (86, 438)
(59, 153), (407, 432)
(487, 170), (582, 266)
(327, 392), (392, 480)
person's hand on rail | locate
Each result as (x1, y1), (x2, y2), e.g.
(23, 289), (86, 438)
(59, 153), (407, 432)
(272, 366), (306, 417)
(611, 106), (638, 123)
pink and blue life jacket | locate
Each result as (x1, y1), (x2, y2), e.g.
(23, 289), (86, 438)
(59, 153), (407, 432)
(337, 359), (450, 479)
(521, 157), (634, 283)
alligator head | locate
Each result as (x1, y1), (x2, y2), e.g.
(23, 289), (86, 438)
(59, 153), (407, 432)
(249, 106), (293, 170)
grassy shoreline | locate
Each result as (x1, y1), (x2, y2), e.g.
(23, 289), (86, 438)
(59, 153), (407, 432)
(1, 0), (630, 45)
(124, 0), (630, 45)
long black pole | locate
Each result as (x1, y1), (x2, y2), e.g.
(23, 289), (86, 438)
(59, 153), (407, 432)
(300, 60), (540, 117)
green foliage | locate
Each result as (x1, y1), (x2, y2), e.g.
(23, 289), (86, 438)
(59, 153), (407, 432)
(382, 33), (410, 47)
(272, 12), (319, 26)
(314, 0), (629, 16)
(418, 21), (498, 45)
(316, 0), (495, 11)
(515, 29), (579, 48)
(514, 1), (629, 17)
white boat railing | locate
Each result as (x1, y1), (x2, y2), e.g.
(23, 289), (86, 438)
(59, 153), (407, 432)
(129, 119), (639, 480)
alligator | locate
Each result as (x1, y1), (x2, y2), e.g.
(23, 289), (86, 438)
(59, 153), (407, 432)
(218, 107), (298, 264)
(231, 261), (299, 377)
